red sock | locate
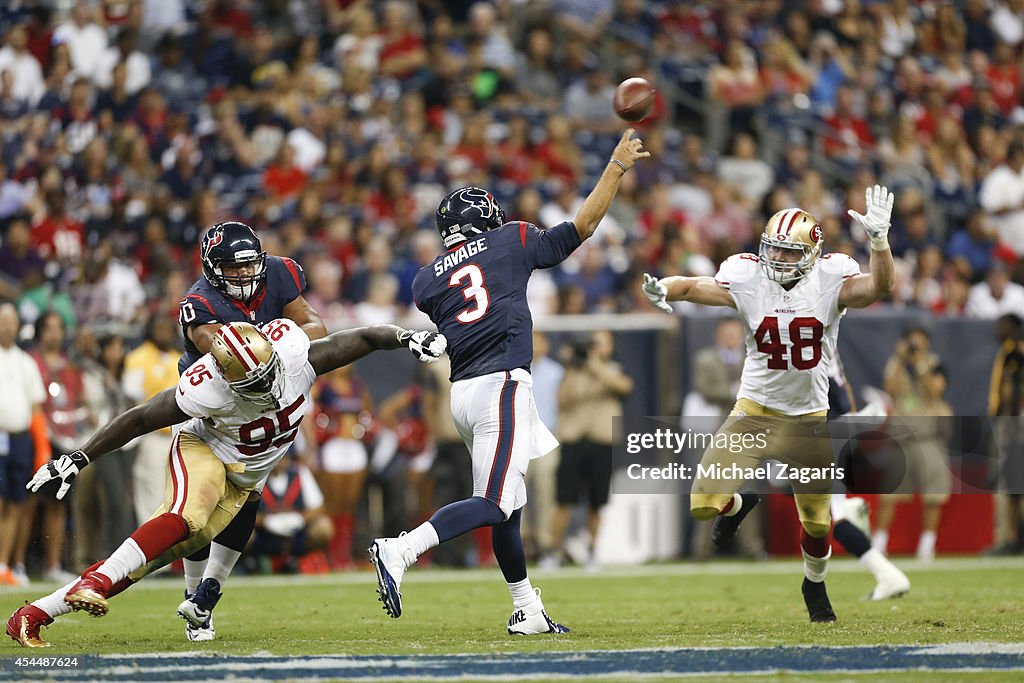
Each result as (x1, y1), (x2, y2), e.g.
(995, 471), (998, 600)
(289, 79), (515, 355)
(801, 528), (831, 558)
(129, 513), (190, 561)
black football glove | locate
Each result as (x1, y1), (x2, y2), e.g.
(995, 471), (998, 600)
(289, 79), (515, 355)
(398, 330), (448, 363)
(26, 450), (90, 500)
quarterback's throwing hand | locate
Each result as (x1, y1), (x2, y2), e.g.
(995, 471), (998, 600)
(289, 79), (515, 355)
(610, 128), (651, 172)
(847, 184), (894, 250)
(642, 273), (673, 313)
(400, 330), (447, 363)
(26, 450), (90, 500)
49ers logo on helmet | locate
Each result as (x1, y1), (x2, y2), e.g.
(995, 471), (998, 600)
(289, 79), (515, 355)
(810, 225), (823, 243)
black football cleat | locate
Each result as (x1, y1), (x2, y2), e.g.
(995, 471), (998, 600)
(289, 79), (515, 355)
(802, 578), (837, 623)
(711, 492), (760, 546)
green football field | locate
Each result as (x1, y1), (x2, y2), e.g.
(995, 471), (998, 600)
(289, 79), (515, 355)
(1, 557), (1022, 680)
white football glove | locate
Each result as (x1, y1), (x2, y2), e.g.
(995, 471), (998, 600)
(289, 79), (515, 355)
(642, 273), (673, 313)
(847, 184), (894, 250)
(26, 450), (90, 500)
(399, 330), (447, 363)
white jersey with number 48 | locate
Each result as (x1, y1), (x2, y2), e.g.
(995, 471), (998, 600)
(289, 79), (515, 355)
(715, 253), (861, 415)
(174, 319), (316, 490)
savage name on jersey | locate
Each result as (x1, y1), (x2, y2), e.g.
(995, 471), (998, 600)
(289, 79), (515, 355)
(178, 255), (307, 374)
(412, 220), (581, 382)
(174, 318), (315, 490)
(715, 251), (861, 415)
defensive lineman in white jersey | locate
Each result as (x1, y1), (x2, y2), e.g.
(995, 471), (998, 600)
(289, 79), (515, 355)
(7, 319), (447, 647)
(643, 185), (896, 622)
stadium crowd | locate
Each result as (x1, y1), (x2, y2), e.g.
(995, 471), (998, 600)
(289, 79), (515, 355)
(3, 0), (1024, 581)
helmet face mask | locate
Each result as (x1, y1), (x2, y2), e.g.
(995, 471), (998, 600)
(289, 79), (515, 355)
(210, 323), (284, 409)
(759, 208), (823, 284)
(202, 222), (268, 303)
(435, 187), (506, 249)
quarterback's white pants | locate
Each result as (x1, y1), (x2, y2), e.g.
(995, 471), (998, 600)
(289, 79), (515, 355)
(450, 368), (559, 519)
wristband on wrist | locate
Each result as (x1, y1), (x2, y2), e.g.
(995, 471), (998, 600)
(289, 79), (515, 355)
(870, 235), (890, 251)
(610, 159), (627, 174)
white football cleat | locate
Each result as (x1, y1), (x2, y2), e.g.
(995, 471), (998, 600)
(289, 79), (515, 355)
(868, 564), (910, 601)
(369, 536), (416, 618)
(185, 617), (215, 642)
(507, 589), (570, 635)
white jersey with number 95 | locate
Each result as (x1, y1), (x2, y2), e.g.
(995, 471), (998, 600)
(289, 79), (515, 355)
(174, 319), (316, 490)
(714, 253), (861, 415)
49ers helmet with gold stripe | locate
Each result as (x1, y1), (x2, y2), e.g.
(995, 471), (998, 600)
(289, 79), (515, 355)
(210, 322), (284, 408)
(759, 208), (823, 283)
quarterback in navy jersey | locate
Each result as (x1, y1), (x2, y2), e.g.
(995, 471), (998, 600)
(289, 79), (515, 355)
(370, 129), (649, 634)
(175, 221), (327, 642)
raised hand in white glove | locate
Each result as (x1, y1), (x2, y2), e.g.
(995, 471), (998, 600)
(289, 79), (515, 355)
(642, 273), (673, 313)
(26, 450), (90, 500)
(399, 330), (447, 363)
(847, 184), (894, 251)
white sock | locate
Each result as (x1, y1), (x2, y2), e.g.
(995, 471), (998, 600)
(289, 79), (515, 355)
(918, 530), (937, 557)
(184, 558), (207, 595)
(722, 492), (743, 517)
(32, 579), (78, 619)
(859, 548), (890, 579)
(802, 547), (831, 583)
(96, 538), (147, 584)
(204, 543), (242, 586)
(508, 578), (536, 610)
(872, 530), (889, 554)
(403, 522), (439, 558)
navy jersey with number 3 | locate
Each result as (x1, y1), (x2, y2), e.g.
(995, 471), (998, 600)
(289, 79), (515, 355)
(412, 221), (582, 382)
(178, 255), (307, 374)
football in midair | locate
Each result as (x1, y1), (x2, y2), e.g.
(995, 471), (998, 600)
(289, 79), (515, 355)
(613, 77), (656, 122)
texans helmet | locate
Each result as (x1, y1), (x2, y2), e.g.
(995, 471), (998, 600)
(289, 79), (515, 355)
(201, 222), (267, 302)
(435, 187), (506, 249)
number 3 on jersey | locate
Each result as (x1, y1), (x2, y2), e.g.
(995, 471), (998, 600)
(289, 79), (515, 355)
(449, 263), (489, 323)
(755, 316), (824, 370)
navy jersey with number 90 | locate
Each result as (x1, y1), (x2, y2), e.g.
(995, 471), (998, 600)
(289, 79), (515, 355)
(412, 221), (582, 382)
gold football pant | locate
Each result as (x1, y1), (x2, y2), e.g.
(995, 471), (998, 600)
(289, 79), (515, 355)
(691, 398), (833, 537)
(128, 432), (252, 581)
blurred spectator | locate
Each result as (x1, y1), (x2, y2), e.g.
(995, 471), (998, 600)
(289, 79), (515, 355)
(0, 24), (44, 107)
(686, 317), (744, 418)
(30, 311), (85, 584)
(988, 313), (1024, 555)
(313, 365), (372, 569)
(948, 209), (998, 282)
(874, 363), (953, 562)
(524, 331), (563, 561)
(979, 138), (1024, 257)
(967, 263), (1024, 319)
(122, 315), (179, 527)
(0, 302), (46, 586)
(73, 333), (135, 566)
(250, 454), (333, 574)
(545, 330), (632, 570)
(53, 1), (109, 83)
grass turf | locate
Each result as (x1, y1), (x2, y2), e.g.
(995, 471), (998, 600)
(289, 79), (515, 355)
(1, 557), (1022, 656)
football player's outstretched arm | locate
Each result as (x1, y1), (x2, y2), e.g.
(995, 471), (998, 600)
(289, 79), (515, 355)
(840, 184), (896, 309)
(27, 389), (189, 499)
(642, 274), (736, 310)
(574, 128), (650, 241)
(283, 295), (328, 340)
(307, 326), (447, 376)
(189, 323), (221, 354)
